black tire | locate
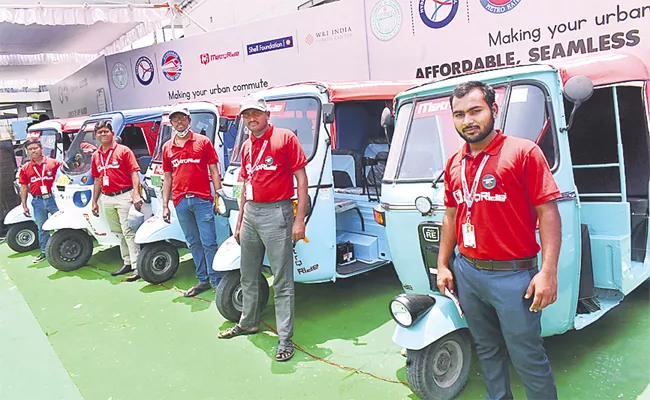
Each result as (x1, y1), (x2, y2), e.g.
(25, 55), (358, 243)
(215, 270), (270, 323)
(406, 330), (472, 400)
(6, 222), (39, 253)
(45, 229), (94, 272)
(137, 241), (179, 284)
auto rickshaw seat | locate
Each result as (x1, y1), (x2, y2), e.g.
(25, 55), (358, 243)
(332, 149), (363, 188)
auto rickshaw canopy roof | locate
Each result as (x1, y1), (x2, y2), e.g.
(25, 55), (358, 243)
(26, 116), (88, 133)
(553, 52), (650, 86)
(270, 81), (426, 103)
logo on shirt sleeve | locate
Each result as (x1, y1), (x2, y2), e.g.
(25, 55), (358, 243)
(453, 189), (464, 205)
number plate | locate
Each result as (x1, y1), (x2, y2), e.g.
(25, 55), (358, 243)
(56, 175), (71, 185)
(422, 226), (440, 243)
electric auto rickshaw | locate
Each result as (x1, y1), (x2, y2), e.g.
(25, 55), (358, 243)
(377, 53), (650, 400)
(213, 80), (419, 322)
(134, 100), (241, 284)
(43, 107), (164, 272)
(3, 116), (86, 253)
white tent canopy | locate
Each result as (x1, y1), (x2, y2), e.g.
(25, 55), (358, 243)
(0, 2), (175, 89)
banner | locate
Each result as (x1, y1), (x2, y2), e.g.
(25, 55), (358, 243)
(49, 56), (112, 118)
(365, 0), (650, 79)
(106, 0), (369, 110)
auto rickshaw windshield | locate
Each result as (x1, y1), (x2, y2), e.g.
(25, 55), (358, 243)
(62, 122), (99, 176)
(385, 84), (554, 183)
(231, 97), (320, 165)
(151, 112), (217, 164)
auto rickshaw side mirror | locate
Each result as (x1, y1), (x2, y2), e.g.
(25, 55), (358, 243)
(55, 132), (63, 143)
(218, 117), (229, 133)
(380, 107), (394, 129)
(562, 75), (594, 132)
(322, 103), (335, 124)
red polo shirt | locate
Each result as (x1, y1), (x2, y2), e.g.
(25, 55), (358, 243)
(91, 142), (140, 195)
(239, 125), (308, 203)
(18, 157), (62, 196)
(162, 131), (219, 207)
(443, 131), (561, 260)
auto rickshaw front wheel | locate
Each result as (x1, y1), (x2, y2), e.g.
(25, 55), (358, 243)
(6, 222), (39, 253)
(406, 330), (472, 400)
(45, 229), (94, 272)
(137, 241), (179, 284)
(215, 270), (269, 323)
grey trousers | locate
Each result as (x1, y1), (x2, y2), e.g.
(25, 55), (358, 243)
(239, 200), (295, 346)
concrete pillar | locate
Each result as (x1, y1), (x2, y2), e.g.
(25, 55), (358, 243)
(16, 104), (27, 118)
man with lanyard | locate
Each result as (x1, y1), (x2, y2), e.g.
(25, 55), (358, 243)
(90, 120), (144, 282)
(437, 81), (561, 400)
(161, 104), (223, 297)
(217, 95), (308, 363)
(18, 139), (62, 262)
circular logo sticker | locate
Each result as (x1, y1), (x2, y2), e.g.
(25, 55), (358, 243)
(482, 174), (497, 190)
(135, 56), (155, 86)
(419, 0), (459, 29)
(161, 50), (182, 81)
(371, 0), (403, 41)
(265, 156), (274, 166)
(480, 0), (522, 14)
(111, 62), (128, 89)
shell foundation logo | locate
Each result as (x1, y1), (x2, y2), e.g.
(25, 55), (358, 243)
(480, 0), (522, 14)
(419, 0), (459, 29)
(161, 50), (182, 81)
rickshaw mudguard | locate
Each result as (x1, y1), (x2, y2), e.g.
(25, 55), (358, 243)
(392, 294), (468, 350)
(4, 204), (33, 225)
(212, 236), (241, 272)
(42, 209), (88, 231)
(134, 215), (186, 245)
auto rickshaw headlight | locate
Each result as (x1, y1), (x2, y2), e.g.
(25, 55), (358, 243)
(389, 294), (436, 328)
(415, 196), (433, 215)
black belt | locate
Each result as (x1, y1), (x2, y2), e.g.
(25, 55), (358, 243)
(461, 254), (537, 271)
(102, 187), (133, 197)
(33, 193), (53, 199)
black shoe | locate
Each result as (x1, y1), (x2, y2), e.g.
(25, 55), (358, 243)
(32, 253), (46, 263)
(125, 273), (141, 282)
(111, 264), (133, 276)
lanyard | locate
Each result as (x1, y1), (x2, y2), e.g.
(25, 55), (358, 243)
(248, 139), (268, 177)
(99, 149), (115, 174)
(32, 159), (47, 182)
(461, 154), (490, 219)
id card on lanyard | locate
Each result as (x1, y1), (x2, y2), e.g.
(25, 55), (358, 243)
(461, 155), (490, 248)
(246, 139), (268, 201)
(100, 149), (115, 186)
(33, 161), (48, 195)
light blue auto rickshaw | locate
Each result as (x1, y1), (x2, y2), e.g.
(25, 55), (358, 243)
(43, 107), (164, 271)
(134, 100), (241, 284)
(212, 80), (418, 322)
(377, 53), (650, 400)
(4, 117), (86, 253)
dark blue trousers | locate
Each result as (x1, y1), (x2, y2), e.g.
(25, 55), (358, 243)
(454, 256), (558, 400)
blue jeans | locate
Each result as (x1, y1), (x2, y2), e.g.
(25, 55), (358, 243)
(175, 196), (221, 286)
(454, 256), (557, 400)
(32, 196), (59, 253)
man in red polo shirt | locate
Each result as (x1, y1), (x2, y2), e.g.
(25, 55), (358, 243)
(18, 139), (62, 262)
(90, 120), (144, 282)
(161, 104), (223, 297)
(437, 81), (561, 400)
(217, 95), (308, 363)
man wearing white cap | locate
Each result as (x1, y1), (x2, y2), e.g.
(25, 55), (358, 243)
(161, 104), (223, 297)
(217, 95), (308, 363)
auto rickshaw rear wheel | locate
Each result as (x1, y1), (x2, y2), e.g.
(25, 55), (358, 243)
(6, 222), (39, 253)
(45, 229), (94, 272)
(215, 270), (269, 323)
(406, 330), (472, 400)
(138, 241), (179, 284)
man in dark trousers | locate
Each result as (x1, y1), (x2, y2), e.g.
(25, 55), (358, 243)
(437, 81), (561, 400)
(18, 139), (62, 262)
(90, 120), (143, 282)
(217, 95), (308, 363)
(161, 104), (223, 297)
